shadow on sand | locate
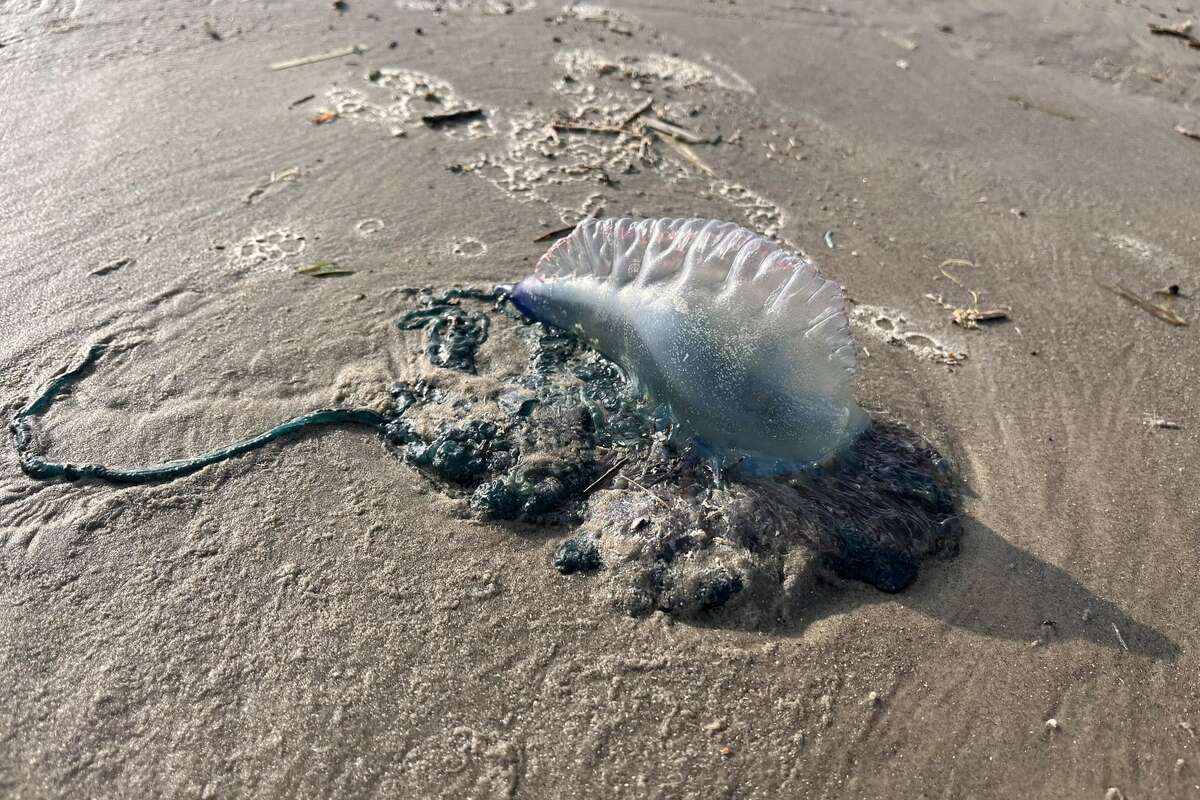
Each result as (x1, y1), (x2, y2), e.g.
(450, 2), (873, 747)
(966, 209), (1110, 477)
(763, 510), (1179, 661)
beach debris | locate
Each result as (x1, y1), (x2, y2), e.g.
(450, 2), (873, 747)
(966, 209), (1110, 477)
(270, 44), (366, 71)
(619, 96), (655, 126)
(1044, 718), (1060, 732)
(421, 108), (485, 127)
(582, 456), (630, 496)
(1176, 125), (1200, 142)
(534, 223), (581, 243)
(1143, 416), (1182, 430)
(926, 293), (1010, 330)
(926, 260), (1010, 329)
(244, 166), (301, 205)
(895, 59), (910, 70)
(90, 257), (133, 277)
(289, 94), (316, 108)
(47, 17), (83, 33)
(639, 115), (710, 145)
(1103, 283), (1188, 326)
(1104, 788), (1125, 800)
(297, 260), (354, 277)
(1112, 622), (1130, 652)
(937, 258), (974, 286)
(651, 132), (714, 176)
(880, 30), (919, 50)
(1008, 95), (1077, 122)
(1148, 19), (1200, 48)
(332, 0), (349, 12)
(310, 110), (339, 125)
(202, 20), (222, 41)
(824, 230), (835, 249)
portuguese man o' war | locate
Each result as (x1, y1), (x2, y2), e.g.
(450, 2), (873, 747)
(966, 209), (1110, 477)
(8, 233), (963, 617)
(510, 217), (867, 473)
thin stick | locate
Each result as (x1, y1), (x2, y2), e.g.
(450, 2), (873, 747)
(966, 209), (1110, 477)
(1112, 622), (1130, 652)
(618, 96), (654, 127)
(1104, 283), (1188, 326)
(623, 473), (670, 507)
(639, 115), (709, 144)
(550, 122), (624, 135)
(270, 44), (366, 71)
(652, 131), (714, 175)
(582, 456), (629, 495)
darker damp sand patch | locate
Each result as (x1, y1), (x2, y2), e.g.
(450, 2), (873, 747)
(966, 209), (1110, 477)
(9, 289), (962, 621)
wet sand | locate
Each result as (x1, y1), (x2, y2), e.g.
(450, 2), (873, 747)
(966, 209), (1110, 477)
(2, 1), (1198, 797)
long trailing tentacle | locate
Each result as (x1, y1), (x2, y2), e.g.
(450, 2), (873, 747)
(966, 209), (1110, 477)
(10, 343), (393, 485)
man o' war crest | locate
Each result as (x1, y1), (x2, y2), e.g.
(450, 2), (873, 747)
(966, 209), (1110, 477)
(511, 217), (867, 472)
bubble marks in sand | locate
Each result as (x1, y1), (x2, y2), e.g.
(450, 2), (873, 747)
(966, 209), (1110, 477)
(355, 218), (385, 236)
(227, 226), (307, 272)
(850, 304), (968, 366)
(328, 68), (494, 140)
(450, 237), (486, 257)
(511, 217), (867, 471)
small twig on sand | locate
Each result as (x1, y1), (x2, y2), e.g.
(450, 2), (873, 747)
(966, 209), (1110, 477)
(270, 44), (366, 71)
(652, 131), (714, 175)
(534, 209), (601, 242)
(1112, 622), (1130, 652)
(534, 224), (579, 243)
(550, 121), (624, 135)
(618, 96), (654, 127)
(90, 257), (133, 276)
(1176, 125), (1200, 142)
(623, 473), (670, 507)
(1103, 283), (1189, 326)
(639, 115), (711, 145)
(925, 293), (1010, 329)
(1143, 416), (1182, 430)
(422, 108), (484, 127)
(1008, 94), (1078, 122)
(1148, 20), (1200, 48)
(583, 456), (630, 496)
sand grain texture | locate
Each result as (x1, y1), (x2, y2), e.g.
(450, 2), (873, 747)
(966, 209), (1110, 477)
(1, 1), (1197, 798)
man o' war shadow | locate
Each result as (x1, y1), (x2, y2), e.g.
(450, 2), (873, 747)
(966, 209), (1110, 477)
(775, 515), (1180, 661)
